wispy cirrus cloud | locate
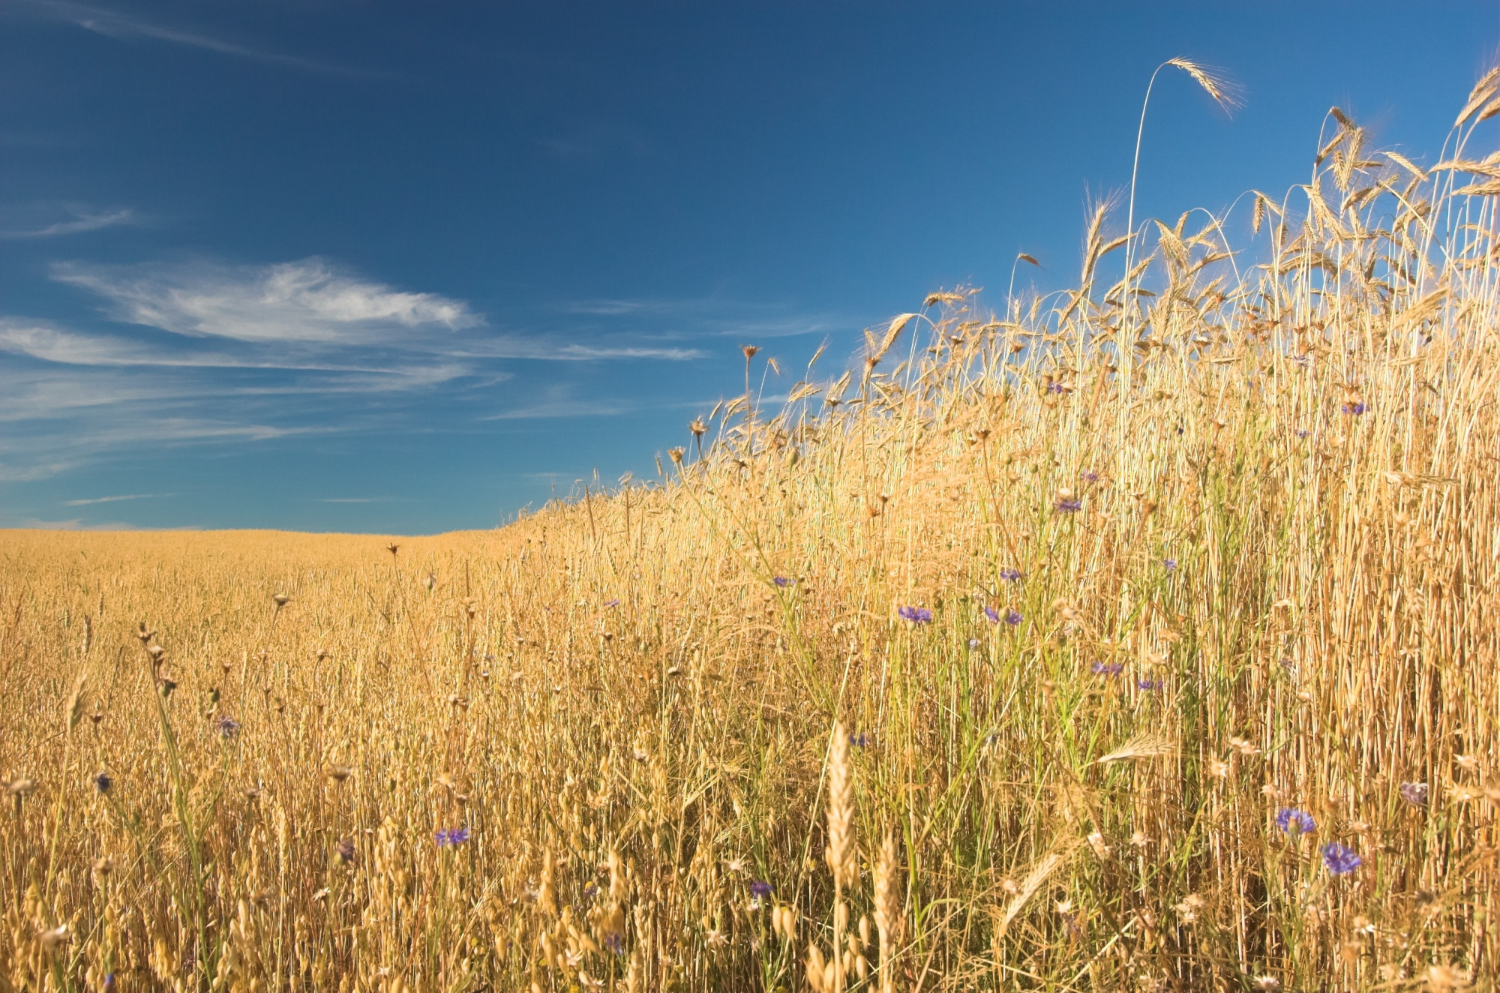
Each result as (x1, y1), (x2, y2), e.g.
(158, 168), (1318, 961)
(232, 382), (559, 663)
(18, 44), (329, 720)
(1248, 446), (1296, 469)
(64, 492), (165, 506)
(0, 207), (136, 239)
(561, 296), (843, 340)
(53, 258), (478, 344)
(19, 1), (370, 77)
(0, 256), (717, 480)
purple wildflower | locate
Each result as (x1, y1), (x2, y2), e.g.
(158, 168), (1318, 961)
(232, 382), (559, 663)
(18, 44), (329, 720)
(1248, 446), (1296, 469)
(849, 732), (873, 748)
(1296, 428), (1311, 438)
(983, 606), (1000, 623)
(1163, 558), (1177, 572)
(1003, 609), (1022, 626)
(93, 772), (112, 795)
(773, 576), (792, 588)
(749, 880), (774, 899)
(1056, 498), (1083, 513)
(435, 826), (471, 847)
(1341, 402), (1367, 416)
(1399, 782), (1429, 807)
(898, 606), (933, 624)
(1136, 678), (1163, 691)
(104, 975), (116, 993)
(1275, 808), (1316, 835)
(583, 883), (600, 901)
(1081, 470), (1100, 483)
(604, 599), (620, 608)
(1322, 841), (1361, 876)
(999, 568), (1024, 582)
(215, 716), (241, 740)
(1091, 661), (1124, 677)
(1047, 381), (1066, 395)
(604, 932), (625, 955)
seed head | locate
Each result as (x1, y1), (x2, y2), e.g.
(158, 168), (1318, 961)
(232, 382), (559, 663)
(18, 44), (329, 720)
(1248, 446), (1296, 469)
(1399, 782), (1430, 807)
(35, 925), (69, 952)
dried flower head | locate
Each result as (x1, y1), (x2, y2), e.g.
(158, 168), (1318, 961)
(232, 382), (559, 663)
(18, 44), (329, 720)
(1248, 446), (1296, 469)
(1399, 782), (1430, 807)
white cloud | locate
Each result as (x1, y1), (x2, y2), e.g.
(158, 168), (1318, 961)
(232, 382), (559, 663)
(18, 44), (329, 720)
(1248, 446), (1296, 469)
(0, 207), (135, 239)
(0, 256), (723, 481)
(63, 493), (164, 506)
(21, 1), (366, 76)
(54, 258), (477, 344)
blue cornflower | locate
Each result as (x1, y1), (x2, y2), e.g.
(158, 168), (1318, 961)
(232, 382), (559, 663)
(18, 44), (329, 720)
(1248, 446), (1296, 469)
(1163, 558), (1177, 572)
(983, 606), (1000, 624)
(435, 826), (471, 847)
(1003, 609), (1022, 626)
(93, 772), (113, 794)
(898, 606), (933, 624)
(1296, 428), (1311, 438)
(1275, 807), (1316, 835)
(1056, 498), (1083, 513)
(1341, 402), (1367, 416)
(1322, 841), (1361, 875)
(1047, 381), (1066, 395)
(1091, 661), (1123, 677)
(216, 716), (241, 740)
(104, 975), (116, 992)
(1081, 470), (1100, 483)
(1136, 678), (1163, 691)
(998, 568), (1024, 582)
(604, 932), (625, 955)
(749, 880), (774, 898)
(583, 883), (599, 901)
(773, 576), (792, 588)
(848, 733), (873, 748)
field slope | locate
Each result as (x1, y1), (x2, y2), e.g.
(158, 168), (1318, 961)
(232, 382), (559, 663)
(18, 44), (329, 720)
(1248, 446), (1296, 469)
(4, 91), (1500, 991)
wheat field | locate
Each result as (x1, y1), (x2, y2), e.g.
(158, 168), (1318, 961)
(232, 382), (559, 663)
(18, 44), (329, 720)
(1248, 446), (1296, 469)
(4, 76), (1500, 993)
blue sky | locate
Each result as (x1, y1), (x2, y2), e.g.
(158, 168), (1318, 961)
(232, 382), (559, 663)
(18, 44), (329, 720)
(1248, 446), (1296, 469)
(1, 1), (1494, 532)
